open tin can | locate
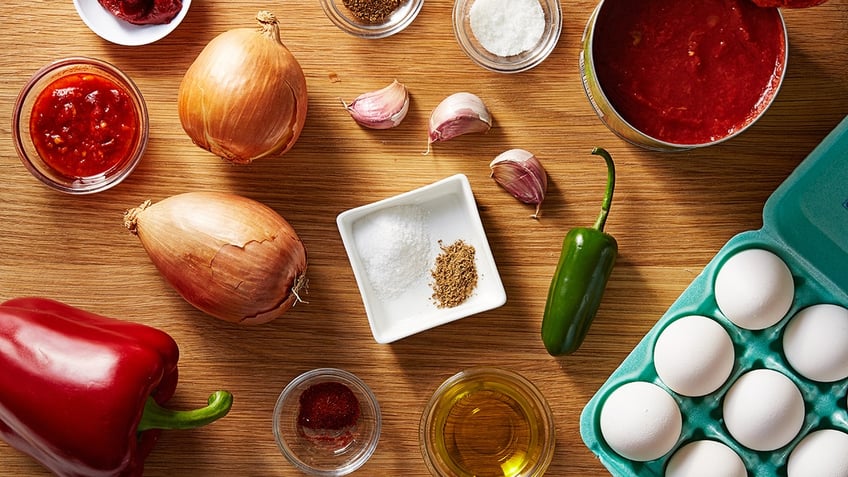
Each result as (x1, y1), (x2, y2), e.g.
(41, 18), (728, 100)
(580, 0), (788, 152)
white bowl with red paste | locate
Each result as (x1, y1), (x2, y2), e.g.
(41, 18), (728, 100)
(580, 0), (788, 151)
(74, 0), (191, 46)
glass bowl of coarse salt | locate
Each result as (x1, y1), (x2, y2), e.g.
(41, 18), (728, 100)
(453, 0), (562, 73)
(336, 174), (507, 344)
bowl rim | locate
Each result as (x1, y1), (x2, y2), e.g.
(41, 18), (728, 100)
(12, 56), (149, 195)
(452, 0), (563, 73)
(73, 0), (192, 46)
(273, 368), (382, 476)
(419, 367), (556, 476)
(319, 0), (425, 39)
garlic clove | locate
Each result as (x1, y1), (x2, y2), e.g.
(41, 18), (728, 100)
(342, 80), (410, 129)
(489, 149), (548, 219)
(427, 92), (493, 152)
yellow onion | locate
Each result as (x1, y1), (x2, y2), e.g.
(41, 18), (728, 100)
(123, 192), (308, 325)
(178, 11), (308, 164)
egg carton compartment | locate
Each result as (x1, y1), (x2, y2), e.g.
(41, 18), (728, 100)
(580, 115), (848, 477)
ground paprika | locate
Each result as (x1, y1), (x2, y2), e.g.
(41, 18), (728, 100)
(0, 297), (232, 477)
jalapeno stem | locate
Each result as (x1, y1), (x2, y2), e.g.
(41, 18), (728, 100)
(590, 147), (616, 232)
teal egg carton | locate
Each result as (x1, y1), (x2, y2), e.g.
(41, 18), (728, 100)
(580, 114), (848, 477)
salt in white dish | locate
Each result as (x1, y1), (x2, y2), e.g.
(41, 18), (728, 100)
(73, 0), (192, 46)
(336, 174), (506, 344)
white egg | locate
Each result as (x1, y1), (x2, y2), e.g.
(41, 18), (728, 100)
(664, 440), (746, 477)
(714, 248), (794, 330)
(722, 369), (805, 451)
(787, 429), (848, 477)
(599, 381), (682, 462)
(783, 303), (848, 382)
(654, 315), (735, 397)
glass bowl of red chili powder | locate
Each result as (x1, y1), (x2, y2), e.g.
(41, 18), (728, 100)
(319, 0), (424, 39)
(13, 57), (148, 194)
(274, 368), (381, 476)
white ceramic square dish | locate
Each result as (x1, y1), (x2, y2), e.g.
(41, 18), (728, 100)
(337, 174), (506, 344)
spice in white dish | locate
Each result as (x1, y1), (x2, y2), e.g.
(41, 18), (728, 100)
(354, 204), (432, 300)
(469, 0), (546, 57)
(430, 239), (478, 308)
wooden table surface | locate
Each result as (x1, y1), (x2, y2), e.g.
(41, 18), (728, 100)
(1, 1), (846, 475)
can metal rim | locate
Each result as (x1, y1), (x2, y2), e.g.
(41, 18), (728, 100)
(580, 1), (789, 152)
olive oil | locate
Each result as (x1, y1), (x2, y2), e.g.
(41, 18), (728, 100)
(422, 369), (554, 477)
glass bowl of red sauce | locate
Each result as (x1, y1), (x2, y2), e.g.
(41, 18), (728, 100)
(273, 368), (381, 476)
(580, 0), (788, 151)
(13, 57), (148, 194)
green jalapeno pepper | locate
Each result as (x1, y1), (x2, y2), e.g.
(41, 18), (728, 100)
(541, 147), (618, 356)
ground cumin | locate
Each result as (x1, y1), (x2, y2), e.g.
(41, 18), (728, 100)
(430, 240), (478, 308)
(342, 0), (401, 23)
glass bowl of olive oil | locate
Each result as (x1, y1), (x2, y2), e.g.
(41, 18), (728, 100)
(420, 367), (555, 476)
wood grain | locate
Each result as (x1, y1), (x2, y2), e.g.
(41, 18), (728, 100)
(0, 1), (846, 476)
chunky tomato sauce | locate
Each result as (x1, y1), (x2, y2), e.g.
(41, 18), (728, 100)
(593, 0), (785, 145)
(30, 73), (140, 178)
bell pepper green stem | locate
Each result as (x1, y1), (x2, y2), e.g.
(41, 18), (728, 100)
(590, 147), (615, 232)
(137, 390), (233, 431)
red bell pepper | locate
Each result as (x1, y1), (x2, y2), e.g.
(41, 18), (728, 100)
(0, 297), (233, 477)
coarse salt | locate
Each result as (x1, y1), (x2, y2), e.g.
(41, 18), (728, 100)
(354, 204), (433, 301)
(469, 0), (546, 57)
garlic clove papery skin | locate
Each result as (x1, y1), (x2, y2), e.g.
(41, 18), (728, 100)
(489, 149), (548, 218)
(177, 11), (308, 164)
(343, 80), (410, 129)
(124, 192), (308, 325)
(427, 92), (493, 148)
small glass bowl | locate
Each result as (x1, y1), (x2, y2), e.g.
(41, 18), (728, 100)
(453, 0), (562, 73)
(274, 368), (381, 476)
(12, 57), (148, 194)
(420, 367), (556, 477)
(319, 0), (424, 39)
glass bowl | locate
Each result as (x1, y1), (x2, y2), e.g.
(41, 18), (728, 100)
(319, 0), (424, 39)
(12, 57), (148, 194)
(420, 367), (556, 477)
(274, 368), (381, 476)
(453, 0), (562, 73)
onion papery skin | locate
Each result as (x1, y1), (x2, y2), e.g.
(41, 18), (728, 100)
(125, 192), (308, 325)
(178, 11), (308, 164)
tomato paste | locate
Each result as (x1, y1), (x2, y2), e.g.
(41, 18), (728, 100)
(97, 0), (182, 25)
(30, 72), (140, 178)
(592, 0), (786, 145)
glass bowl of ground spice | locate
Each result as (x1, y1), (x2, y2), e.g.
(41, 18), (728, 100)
(273, 368), (381, 476)
(453, 0), (562, 73)
(336, 174), (507, 344)
(12, 57), (148, 194)
(319, 0), (424, 39)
